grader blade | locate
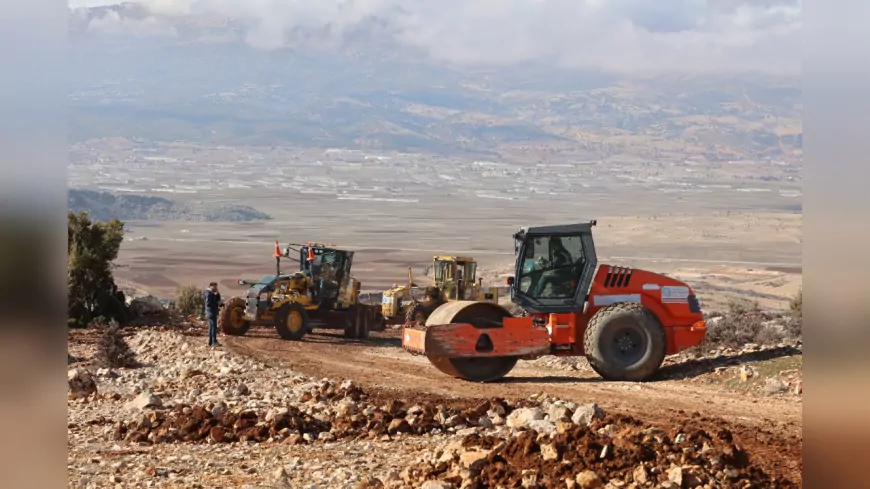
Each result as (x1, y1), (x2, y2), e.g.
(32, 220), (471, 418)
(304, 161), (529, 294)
(308, 309), (352, 330)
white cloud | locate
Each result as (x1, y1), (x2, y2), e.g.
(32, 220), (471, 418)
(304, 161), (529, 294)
(86, 10), (178, 37)
(69, 0), (802, 74)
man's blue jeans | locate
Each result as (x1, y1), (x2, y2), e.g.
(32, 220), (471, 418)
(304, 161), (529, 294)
(207, 314), (218, 345)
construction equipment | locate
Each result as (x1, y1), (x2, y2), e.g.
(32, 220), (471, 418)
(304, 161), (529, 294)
(380, 256), (500, 325)
(401, 221), (707, 382)
(219, 241), (384, 341)
(379, 266), (422, 326)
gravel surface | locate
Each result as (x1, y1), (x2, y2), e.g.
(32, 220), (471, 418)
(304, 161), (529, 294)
(69, 324), (800, 488)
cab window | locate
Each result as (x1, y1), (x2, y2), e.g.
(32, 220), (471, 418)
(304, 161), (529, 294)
(517, 235), (586, 299)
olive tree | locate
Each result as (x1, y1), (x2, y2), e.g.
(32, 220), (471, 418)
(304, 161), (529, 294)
(67, 211), (128, 327)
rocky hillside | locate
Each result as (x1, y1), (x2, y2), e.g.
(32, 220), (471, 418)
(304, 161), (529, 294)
(68, 189), (271, 222)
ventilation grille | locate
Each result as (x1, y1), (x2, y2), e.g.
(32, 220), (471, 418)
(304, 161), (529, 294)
(604, 266), (633, 288)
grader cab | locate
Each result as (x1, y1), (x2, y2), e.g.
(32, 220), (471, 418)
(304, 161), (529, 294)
(219, 241), (383, 341)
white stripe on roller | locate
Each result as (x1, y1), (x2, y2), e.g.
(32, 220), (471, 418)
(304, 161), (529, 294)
(592, 294), (642, 306)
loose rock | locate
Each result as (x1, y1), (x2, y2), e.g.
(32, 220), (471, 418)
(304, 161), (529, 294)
(571, 403), (604, 427)
(68, 368), (97, 400)
(763, 378), (789, 395)
(575, 470), (603, 489)
(667, 465), (683, 486)
(459, 449), (489, 470)
(126, 391), (162, 410)
(420, 481), (454, 489)
(507, 407), (544, 428)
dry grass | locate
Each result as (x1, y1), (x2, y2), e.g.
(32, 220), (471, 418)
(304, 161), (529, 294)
(699, 293), (802, 350)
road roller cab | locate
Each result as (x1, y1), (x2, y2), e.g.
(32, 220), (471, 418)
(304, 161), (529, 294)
(401, 221), (707, 382)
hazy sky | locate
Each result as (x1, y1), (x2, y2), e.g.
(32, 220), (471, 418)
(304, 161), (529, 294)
(69, 0), (802, 75)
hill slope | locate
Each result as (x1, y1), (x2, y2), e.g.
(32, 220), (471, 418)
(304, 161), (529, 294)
(68, 189), (272, 222)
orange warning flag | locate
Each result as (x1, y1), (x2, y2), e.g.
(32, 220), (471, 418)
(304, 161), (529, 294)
(273, 241), (282, 258)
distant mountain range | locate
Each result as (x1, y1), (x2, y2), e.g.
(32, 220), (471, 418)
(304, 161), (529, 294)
(69, 189), (272, 222)
(67, 2), (803, 161)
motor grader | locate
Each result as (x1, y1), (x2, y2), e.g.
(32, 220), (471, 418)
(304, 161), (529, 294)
(219, 241), (384, 341)
(380, 255), (500, 326)
(401, 221), (707, 382)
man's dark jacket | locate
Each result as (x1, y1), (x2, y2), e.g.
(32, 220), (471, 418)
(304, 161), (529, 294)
(204, 289), (221, 317)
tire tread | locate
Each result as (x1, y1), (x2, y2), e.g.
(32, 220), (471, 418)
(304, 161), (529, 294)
(274, 302), (309, 341)
(218, 296), (251, 336)
(583, 302), (666, 381)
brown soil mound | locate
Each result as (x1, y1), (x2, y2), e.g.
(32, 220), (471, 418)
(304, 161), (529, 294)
(114, 404), (329, 444)
(112, 397), (510, 446)
(408, 414), (798, 488)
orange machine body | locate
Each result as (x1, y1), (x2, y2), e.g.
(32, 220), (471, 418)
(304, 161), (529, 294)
(402, 264), (706, 360)
(541, 264), (705, 356)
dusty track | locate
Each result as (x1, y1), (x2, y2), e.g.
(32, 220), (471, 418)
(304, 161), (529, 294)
(224, 326), (803, 484)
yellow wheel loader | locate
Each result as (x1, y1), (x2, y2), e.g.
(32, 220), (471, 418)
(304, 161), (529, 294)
(380, 255), (500, 326)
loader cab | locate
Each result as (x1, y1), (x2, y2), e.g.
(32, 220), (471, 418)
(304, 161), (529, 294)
(299, 244), (354, 304)
(509, 221), (598, 314)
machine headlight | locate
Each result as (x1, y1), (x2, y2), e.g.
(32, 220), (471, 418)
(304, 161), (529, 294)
(260, 293), (268, 301)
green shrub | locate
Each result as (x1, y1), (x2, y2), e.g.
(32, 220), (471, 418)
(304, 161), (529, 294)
(726, 298), (761, 316)
(700, 299), (801, 350)
(67, 211), (128, 327)
(790, 287), (802, 318)
(785, 287), (802, 338)
(175, 284), (205, 317)
(703, 312), (781, 349)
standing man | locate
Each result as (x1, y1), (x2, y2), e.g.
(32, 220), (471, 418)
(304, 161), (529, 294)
(204, 282), (223, 347)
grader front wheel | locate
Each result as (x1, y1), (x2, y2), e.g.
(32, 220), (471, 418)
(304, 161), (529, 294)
(218, 297), (251, 336)
(275, 303), (309, 341)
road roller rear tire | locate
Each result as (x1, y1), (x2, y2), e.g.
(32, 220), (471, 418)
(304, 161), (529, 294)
(584, 302), (666, 381)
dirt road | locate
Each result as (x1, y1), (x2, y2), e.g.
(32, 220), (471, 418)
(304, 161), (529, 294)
(224, 326), (803, 484)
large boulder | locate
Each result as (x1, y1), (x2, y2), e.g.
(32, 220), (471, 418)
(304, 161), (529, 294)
(68, 368), (97, 400)
(506, 407), (544, 429)
(125, 391), (163, 411)
(127, 295), (167, 317)
(571, 403), (604, 427)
